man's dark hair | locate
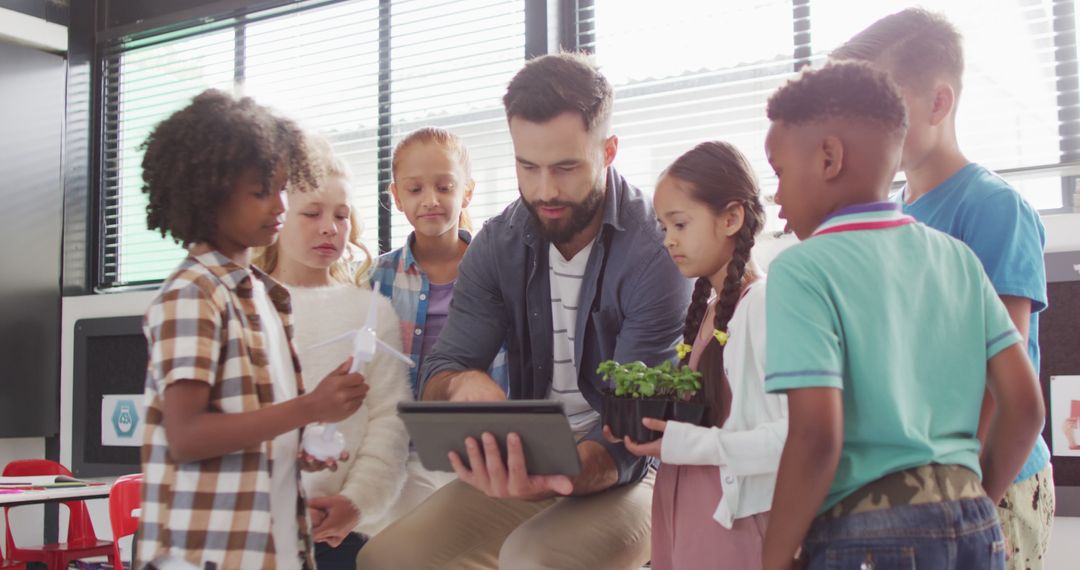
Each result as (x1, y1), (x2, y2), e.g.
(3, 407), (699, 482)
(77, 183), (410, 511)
(140, 89), (316, 247)
(766, 61), (908, 134)
(503, 52), (614, 134)
(831, 8), (964, 94)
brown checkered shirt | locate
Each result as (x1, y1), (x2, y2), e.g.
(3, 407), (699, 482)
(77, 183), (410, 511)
(136, 249), (314, 570)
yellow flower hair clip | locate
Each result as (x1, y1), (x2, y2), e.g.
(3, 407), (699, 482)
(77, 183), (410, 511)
(713, 329), (729, 346)
(675, 342), (693, 360)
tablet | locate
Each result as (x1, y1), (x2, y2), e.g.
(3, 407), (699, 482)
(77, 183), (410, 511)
(398, 400), (582, 476)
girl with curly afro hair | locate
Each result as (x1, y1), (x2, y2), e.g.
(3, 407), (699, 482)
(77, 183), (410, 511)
(136, 89), (371, 570)
(141, 88), (320, 251)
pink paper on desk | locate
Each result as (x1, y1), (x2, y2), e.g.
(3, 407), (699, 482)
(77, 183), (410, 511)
(0, 489), (23, 495)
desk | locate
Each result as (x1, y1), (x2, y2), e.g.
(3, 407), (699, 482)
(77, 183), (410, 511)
(0, 484), (111, 507)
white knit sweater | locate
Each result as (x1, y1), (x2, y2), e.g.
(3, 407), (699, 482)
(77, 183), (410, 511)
(289, 285), (411, 536)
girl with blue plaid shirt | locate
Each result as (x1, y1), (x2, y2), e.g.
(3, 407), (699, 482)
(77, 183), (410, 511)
(370, 127), (508, 394)
(369, 127), (509, 527)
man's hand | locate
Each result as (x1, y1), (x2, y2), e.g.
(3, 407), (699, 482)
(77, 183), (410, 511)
(449, 432), (573, 500)
(602, 418), (665, 458)
(447, 372), (508, 402)
(307, 494), (360, 547)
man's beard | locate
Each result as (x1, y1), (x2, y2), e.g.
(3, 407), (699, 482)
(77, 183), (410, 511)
(522, 181), (605, 245)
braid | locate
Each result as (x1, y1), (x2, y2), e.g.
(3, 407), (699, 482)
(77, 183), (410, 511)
(700, 213), (758, 426)
(713, 212), (758, 335)
(659, 141), (767, 427)
(681, 278), (712, 365)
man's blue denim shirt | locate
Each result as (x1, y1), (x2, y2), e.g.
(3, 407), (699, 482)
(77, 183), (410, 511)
(419, 168), (692, 486)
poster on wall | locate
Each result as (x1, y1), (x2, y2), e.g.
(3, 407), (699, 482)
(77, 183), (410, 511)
(1050, 376), (1080, 457)
(100, 394), (144, 447)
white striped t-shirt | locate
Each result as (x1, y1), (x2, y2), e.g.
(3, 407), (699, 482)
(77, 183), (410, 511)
(548, 241), (601, 437)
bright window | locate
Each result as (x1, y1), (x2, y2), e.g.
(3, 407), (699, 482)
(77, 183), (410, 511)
(583, 0), (1074, 233)
(101, 0), (525, 287)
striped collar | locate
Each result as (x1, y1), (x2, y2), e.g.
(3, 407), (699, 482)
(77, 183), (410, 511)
(812, 201), (916, 237)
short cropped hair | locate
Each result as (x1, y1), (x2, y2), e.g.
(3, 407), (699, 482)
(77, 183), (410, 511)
(503, 52), (614, 134)
(141, 89), (316, 247)
(831, 8), (964, 93)
(766, 61), (907, 134)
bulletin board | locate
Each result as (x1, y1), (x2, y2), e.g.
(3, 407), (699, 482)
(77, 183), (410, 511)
(71, 316), (146, 477)
(1041, 250), (1080, 515)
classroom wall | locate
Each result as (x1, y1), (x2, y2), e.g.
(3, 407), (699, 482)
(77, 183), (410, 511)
(1046, 516), (1080, 568)
(0, 3), (66, 52)
(0, 29), (63, 550)
(0, 39), (63, 438)
(1043, 212), (1080, 252)
(1041, 212), (1080, 568)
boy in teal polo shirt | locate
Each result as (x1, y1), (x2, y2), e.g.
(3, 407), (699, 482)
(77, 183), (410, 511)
(832, 12), (1054, 566)
(759, 62), (1045, 570)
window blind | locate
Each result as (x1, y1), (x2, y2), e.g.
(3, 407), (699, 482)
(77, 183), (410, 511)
(580, 0), (1077, 235)
(386, 0), (525, 247)
(812, 0), (1075, 211)
(580, 0), (804, 234)
(99, 0), (525, 288)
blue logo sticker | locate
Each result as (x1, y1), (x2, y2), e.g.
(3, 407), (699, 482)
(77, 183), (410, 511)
(111, 399), (140, 438)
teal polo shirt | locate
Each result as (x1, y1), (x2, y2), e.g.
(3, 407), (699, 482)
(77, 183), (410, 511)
(765, 202), (1021, 512)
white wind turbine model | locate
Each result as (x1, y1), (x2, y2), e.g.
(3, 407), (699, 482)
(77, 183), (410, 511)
(302, 300), (414, 460)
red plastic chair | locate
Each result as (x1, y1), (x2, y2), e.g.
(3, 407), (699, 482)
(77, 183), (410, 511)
(108, 473), (142, 567)
(2, 460), (116, 570)
(0, 551), (26, 570)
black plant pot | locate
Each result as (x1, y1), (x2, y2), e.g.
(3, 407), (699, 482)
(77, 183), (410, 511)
(600, 395), (622, 440)
(602, 394), (669, 443)
(601, 393), (709, 443)
(671, 400), (706, 426)
(631, 398), (670, 442)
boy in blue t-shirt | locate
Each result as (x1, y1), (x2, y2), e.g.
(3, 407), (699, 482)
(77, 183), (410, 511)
(760, 62), (1045, 570)
(833, 11), (1053, 567)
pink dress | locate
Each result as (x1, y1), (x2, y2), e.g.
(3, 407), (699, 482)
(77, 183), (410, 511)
(650, 319), (770, 570)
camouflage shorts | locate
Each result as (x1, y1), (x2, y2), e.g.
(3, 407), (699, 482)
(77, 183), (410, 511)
(823, 464), (985, 520)
(997, 463), (1055, 570)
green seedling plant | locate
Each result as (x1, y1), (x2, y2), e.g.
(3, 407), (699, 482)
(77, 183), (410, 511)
(597, 360), (702, 400)
(660, 360), (703, 400)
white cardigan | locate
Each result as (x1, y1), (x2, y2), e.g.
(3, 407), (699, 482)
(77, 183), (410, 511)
(660, 279), (788, 528)
(289, 285), (412, 536)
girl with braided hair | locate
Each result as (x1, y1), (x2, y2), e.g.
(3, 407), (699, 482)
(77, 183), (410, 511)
(621, 141), (789, 569)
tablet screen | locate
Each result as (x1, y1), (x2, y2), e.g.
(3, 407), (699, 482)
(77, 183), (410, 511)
(398, 400), (582, 476)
